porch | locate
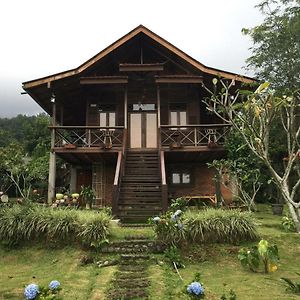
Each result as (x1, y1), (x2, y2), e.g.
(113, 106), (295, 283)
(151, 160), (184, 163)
(50, 123), (230, 151)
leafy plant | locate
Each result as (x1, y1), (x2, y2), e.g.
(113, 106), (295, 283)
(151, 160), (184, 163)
(164, 246), (184, 269)
(281, 215), (296, 232)
(238, 239), (279, 273)
(24, 280), (62, 300)
(220, 288), (237, 300)
(185, 273), (205, 299)
(152, 211), (186, 246)
(0, 204), (112, 247)
(80, 185), (95, 207)
(170, 197), (188, 212)
(280, 273), (300, 294)
(185, 209), (258, 244)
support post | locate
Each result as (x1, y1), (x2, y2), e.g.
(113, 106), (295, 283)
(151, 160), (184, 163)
(124, 87), (128, 129)
(48, 94), (56, 204)
(70, 166), (77, 193)
(157, 85), (161, 127)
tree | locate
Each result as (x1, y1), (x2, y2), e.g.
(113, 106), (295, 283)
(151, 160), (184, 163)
(0, 143), (49, 200)
(243, 0), (300, 93)
(204, 80), (300, 232)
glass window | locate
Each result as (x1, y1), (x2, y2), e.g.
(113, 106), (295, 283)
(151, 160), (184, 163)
(132, 103), (156, 111)
(182, 173), (190, 184)
(172, 173), (181, 184)
(171, 171), (191, 184)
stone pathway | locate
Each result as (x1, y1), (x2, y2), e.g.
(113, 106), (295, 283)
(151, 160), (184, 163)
(104, 236), (164, 299)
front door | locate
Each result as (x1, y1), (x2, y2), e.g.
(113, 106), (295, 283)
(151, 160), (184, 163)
(130, 112), (157, 148)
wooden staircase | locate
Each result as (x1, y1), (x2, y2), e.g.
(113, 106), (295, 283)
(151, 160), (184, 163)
(118, 151), (162, 222)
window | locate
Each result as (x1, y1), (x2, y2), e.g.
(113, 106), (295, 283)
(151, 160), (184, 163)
(99, 104), (116, 127)
(171, 171), (191, 184)
(169, 103), (187, 128)
(132, 103), (156, 111)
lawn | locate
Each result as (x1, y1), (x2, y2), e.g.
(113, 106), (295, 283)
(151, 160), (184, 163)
(0, 205), (299, 299)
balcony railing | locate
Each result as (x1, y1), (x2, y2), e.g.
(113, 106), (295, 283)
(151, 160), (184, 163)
(160, 124), (231, 148)
(50, 126), (125, 149)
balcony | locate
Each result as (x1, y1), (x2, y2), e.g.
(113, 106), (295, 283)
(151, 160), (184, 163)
(160, 124), (231, 149)
(50, 126), (125, 149)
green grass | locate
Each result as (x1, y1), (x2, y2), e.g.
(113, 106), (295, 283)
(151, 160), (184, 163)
(0, 204), (299, 299)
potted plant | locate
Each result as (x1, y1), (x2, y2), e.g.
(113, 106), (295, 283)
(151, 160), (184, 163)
(80, 185), (95, 209)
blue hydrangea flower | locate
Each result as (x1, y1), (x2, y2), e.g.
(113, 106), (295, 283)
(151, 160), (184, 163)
(187, 282), (204, 296)
(153, 216), (161, 222)
(24, 283), (39, 300)
(49, 280), (60, 290)
(174, 209), (182, 216)
(176, 223), (184, 230)
(171, 214), (178, 221)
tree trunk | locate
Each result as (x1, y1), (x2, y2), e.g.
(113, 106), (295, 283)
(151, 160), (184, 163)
(284, 197), (300, 233)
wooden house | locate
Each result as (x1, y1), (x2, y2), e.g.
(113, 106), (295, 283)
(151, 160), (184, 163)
(22, 25), (255, 221)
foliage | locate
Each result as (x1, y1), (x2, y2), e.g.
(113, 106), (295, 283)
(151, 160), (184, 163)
(208, 159), (262, 211)
(24, 280), (61, 300)
(164, 246), (184, 269)
(0, 204), (111, 247)
(238, 239), (279, 273)
(243, 0), (300, 92)
(0, 114), (51, 156)
(153, 208), (258, 246)
(220, 287), (237, 300)
(280, 272), (300, 294)
(281, 214), (296, 232)
(185, 209), (258, 244)
(185, 273), (205, 299)
(77, 211), (111, 248)
(203, 80), (300, 233)
(80, 185), (95, 206)
(170, 197), (188, 212)
(152, 210), (186, 246)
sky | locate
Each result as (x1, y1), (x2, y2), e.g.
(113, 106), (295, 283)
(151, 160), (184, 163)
(0, 0), (263, 118)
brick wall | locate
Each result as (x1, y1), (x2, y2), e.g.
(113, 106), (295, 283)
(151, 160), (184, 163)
(167, 163), (232, 203)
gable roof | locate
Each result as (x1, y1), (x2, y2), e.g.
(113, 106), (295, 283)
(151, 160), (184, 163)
(23, 25), (255, 89)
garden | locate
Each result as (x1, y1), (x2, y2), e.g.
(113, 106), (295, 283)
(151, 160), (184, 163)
(0, 203), (300, 299)
(1, 0), (300, 299)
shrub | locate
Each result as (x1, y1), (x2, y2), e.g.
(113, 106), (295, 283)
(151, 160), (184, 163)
(281, 215), (296, 232)
(238, 239), (279, 273)
(152, 211), (186, 245)
(153, 208), (258, 246)
(185, 209), (258, 244)
(78, 211), (111, 248)
(0, 204), (111, 247)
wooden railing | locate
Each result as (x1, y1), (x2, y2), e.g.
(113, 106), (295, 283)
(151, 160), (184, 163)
(160, 124), (231, 148)
(160, 150), (168, 212)
(112, 129), (127, 216)
(49, 126), (125, 148)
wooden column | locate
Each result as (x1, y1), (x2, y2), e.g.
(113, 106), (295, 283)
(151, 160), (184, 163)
(70, 166), (77, 193)
(124, 87), (128, 129)
(48, 95), (56, 204)
(157, 85), (161, 127)
(157, 85), (161, 149)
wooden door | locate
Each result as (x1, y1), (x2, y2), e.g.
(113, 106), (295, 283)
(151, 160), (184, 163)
(130, 112), (157, 148)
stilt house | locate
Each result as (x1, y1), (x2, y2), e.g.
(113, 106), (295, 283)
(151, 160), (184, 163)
(22, 25), (255, 221)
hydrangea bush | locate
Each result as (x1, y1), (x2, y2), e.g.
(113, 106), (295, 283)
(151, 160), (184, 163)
(187, 281), (205, 299)
(152, 210), (186, 245)
(24, 280), (61, 300)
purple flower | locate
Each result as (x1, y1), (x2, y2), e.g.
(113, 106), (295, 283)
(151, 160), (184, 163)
(49, 280), (60, 290)
(24, 283), (39, 300)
